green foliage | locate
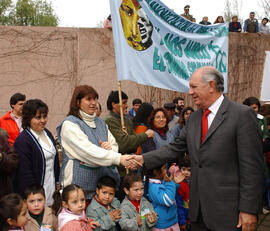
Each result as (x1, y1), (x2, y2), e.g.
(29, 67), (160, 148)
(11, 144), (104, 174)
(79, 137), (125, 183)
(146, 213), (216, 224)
(0, 0), (58, 26)
(0, 0), (13, 24)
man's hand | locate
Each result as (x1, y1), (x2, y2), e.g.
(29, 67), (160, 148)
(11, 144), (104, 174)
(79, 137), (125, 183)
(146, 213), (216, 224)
(120, 155), (134, 167)
(120, 155), (144, 170)
(237, 211), (257, 231)
(145, 129), (154, 138)
(126, 155), (144, 170)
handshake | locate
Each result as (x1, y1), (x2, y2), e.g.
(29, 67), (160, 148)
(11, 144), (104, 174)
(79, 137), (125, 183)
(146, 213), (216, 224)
(119, 154), (144, 170)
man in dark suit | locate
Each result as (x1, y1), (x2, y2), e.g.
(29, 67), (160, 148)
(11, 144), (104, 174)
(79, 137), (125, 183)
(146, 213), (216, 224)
(130, 66), (264, 231)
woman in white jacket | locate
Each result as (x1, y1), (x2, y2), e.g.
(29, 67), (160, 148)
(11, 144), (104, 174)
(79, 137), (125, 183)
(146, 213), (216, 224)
(57, 85), (130, 203)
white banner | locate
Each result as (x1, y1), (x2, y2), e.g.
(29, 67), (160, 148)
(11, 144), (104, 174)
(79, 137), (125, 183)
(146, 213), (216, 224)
(110, 0), (228, 92)
(260, 51), (270, 101)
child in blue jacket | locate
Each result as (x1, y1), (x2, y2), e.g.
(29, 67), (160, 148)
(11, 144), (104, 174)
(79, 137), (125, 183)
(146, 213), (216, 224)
(144, 164), (180, 231)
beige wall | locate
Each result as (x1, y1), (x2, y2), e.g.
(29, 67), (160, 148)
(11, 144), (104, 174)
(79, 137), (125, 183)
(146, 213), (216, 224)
(0, 26), (269, 134)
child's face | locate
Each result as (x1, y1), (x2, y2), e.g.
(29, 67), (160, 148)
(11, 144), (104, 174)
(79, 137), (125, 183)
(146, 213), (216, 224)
(124, 181), (144, 201)
(8, 202), (28, 227)
(62, 189), (85, 215)
(26, 193), (46, 215)
(96, 186), (115, 205)
(181, 167), (191, 180)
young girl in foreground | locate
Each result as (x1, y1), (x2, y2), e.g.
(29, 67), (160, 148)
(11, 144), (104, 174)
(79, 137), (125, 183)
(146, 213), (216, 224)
(52, 184), (100, 231)
(145, 165), (180, 231)
(0, 193), (28, 231)
(119, 173), (157, 230)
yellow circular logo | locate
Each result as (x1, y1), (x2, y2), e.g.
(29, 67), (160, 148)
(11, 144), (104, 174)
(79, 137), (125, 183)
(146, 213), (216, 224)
(119, 0), (153, 51)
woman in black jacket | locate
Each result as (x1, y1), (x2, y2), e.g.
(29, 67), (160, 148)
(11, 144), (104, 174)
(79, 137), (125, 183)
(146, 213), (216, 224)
(13, 99), (59, 205)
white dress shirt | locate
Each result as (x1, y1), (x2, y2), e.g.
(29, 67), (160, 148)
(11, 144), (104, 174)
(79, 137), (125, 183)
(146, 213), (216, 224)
(30, 128), (56, 206)
(207, 94), (224, 128)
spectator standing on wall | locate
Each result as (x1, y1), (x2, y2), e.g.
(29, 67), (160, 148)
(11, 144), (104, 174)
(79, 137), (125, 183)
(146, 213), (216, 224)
(259, 18), (270, 35)
(199, 16), (211, 25)
(214, 16), (224, 24)
(181, 5), (193, 21)
(244, 12), (259, 33)
(229, 16), (242, 32)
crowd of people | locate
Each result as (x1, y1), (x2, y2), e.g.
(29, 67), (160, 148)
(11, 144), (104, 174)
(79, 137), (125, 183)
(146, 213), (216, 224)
(0, 66), (269, 231)
(180, 5), (270, 34)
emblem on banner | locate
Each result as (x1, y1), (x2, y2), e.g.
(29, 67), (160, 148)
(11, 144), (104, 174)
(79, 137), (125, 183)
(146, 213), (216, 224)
(119, 0), (153, 51)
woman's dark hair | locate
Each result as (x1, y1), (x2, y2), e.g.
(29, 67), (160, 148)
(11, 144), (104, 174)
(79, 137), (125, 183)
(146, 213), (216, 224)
(143, 164), (164, 200)
(148, 108), (169, 132)
(214, 16), (224, 24)
(106, 91), (128, 111)
(123, 173), (142, 190)
(179, 107), (194, 128)
(10, 93), (26, 108)
(0, 193), (24, 231)
(52, 184), (83, 215)
(132, 103), (154, 128)
(96, 176), (116, 190)
(24, 184), (45, 200)
(68, 85), (99, 118)
(243, 96), (261, 111)
(22, 99), (48, 129)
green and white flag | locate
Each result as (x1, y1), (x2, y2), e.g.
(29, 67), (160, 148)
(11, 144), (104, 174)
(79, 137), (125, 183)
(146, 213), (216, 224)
(110, 0), (228, 92)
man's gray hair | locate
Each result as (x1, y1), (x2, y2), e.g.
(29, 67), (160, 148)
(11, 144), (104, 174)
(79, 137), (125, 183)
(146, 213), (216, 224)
(201, 68), (224, 92)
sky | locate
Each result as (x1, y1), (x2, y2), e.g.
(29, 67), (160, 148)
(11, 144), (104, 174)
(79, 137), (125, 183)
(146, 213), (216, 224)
(52, 0), (266, 28)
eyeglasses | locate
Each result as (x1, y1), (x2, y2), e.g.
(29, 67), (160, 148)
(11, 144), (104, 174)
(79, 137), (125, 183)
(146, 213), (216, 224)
(154, 116), (166, 120)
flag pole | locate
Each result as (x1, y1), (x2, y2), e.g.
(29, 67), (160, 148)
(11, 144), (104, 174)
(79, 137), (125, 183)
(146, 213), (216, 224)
(117, 81), (125, 130)
(118, 81), (129, 174)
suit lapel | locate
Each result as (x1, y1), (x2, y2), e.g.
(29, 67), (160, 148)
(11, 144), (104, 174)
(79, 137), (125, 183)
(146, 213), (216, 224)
(202, 97), (229, 144)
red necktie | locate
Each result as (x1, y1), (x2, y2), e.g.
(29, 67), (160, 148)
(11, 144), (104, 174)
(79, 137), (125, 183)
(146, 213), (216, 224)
(201, 109), (211, 143)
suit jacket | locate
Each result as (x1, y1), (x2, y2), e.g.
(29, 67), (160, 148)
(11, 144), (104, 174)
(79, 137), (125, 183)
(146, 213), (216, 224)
(143, 97), (264, 231)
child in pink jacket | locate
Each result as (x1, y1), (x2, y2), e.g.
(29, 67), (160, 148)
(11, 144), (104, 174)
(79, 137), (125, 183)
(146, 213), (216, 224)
(52, 184), (100, 231)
